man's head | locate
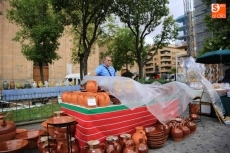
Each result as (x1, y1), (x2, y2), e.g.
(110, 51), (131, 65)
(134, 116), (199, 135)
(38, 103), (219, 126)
(103, 55), (112, 67)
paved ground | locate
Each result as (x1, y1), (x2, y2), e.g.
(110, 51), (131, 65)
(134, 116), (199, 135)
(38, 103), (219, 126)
(17, 109), (230, 153)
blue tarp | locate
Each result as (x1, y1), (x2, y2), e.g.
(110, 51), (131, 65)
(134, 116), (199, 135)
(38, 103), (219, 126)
(1, 86), (80, 101)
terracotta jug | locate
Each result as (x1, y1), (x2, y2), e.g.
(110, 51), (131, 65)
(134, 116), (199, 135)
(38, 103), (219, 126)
(78, 92), (97, 107)
(83, 140), (105, 153)
(2, 81), (9, 90)
(132, 126), (147, 146)
(105, 136), (117, 153)
(96, 92), (110, 107)
(71, 92), (81, 105)
(119, 134), (131, 151)
(86, 80), (98, 93)
(0, 112), (16, 143)
(9, 81), (15, 89)
(66, 92), (73, 104)
(137, 138), (148, 153)
(113, 136), (122, 153)
(42, 144), (57, 153)
(181, 121), (190, 138)
(57, 137), (79, 153)
(186, 118), (196, 134)
(123, 139), (138, 153)
(37, 133), (56, 153)
(163, 123), (170, 141)
(170, 123), (183, 142)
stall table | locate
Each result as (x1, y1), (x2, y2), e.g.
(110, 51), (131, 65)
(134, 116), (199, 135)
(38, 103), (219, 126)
(61, 103), (157, 149)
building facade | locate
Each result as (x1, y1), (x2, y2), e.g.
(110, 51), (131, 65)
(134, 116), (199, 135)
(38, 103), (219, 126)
(0, 1), (100, 87)
(144, 45), (186, 76)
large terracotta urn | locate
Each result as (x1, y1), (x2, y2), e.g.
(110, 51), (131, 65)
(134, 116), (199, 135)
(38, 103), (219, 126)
(0, 112), (16, 143)
(132, 126), (147, 146)
(86, 80), (98, 93)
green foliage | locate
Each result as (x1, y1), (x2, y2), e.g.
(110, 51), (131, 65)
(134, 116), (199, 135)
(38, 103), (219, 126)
(200, 0), (230, 55)
(113, 0), (179, 78)
(171, 67), (176, 74)
(101, 27), (136, 71)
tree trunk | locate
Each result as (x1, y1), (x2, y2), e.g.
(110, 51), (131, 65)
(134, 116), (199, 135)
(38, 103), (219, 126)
(38, 62), (44, 84)
(83, 58), (88, 76)
(138, 61), (143, 79)
(125, 52), (128, 69)
(79, 58), (84, 81)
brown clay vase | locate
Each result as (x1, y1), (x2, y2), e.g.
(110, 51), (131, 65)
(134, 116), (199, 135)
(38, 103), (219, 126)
(186, 119), (196, 134)
(119, 134), (131, 151)
(96, 92), (110, 107)
(71, 92), (81, 105)
(66, 92), (73, 104)
(123, 139), (138, 153)
(0, 139), (28, 153)
(132, 126), (147, 146)
(86, 80), (98, 93)
(105, 136), (117, 153)
(83, 140), (105, 153)
(42, 144), (57, 153)
(181, 121), (190, 138)
(0, 112), (16, 143)
(170, 123), (183, 142)
(41, 121), (55, 137)
(163, 123), (170, 142)
(9, 81), (15, 89)
(137, 138), (148, 153)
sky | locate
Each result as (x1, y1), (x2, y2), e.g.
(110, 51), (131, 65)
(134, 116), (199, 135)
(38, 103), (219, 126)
(144, 0), (185, 44)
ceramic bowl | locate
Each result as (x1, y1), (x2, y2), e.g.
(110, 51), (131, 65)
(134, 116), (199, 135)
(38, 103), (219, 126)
(46, 116), (76, 125)
(0, 139), (28, 153)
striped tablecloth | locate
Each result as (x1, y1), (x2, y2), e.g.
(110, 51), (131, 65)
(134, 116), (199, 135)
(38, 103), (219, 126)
(60, 103), (158, 149)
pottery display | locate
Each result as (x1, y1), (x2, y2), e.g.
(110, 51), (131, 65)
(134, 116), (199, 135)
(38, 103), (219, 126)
(132, 126), (147, 146)
(83, 140), (105, 153)
(123, 139), (138, 153)
(145, 126), (165, 149)
(86, 80), (98, 93)
(0, 139), (28, 153)
(181, 121), (190, 138)
(105, 135), (122, 153)
(46, 116), (76, 125)
(15, 129), (45, 150)
(78, 92), (98, 108)
(186, 119), (196, 134)
(0, 112), (16, 143)
(42, 144), (57, 153)
(61, 92), (68, 103)
(2, 81), (9, 90)
(42, 121), (55, 137)
(57, 137), (79, 153)
(9, 81), (15, 89)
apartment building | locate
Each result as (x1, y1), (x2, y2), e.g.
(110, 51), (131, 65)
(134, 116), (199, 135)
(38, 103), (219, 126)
(144, 45), (186, 76)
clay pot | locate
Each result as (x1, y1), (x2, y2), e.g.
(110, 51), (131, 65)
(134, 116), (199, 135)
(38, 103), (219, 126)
(86, 80), (98, 93)
(137, 138), (148, 153)
(57, 137), (79, 153)
(0, 139), (28, 153)
(181, 122), (190, 138)
(71, 92), (81, 105)
(38, 81), (43, 88)
(66, 92), (73, 104)
(61, 92), (68, 103)
(15, 129), (45, 150)
(15, 82), (22, 89)
(190, 114), (198, 120)
(78, 92), (98, 108)
(170, 123), (183, 142)
(132, 126), (147, 146)
(186, 119), (196, 134)
(105, 136), (117, 153)
(2, 81), (9, 90)
(37, 133), (56, 153)
(42, 144), (57, 153)
(83, 140), (105, 153)
(123, 139), (138, 153)
(119, 134), (131, 151)
(42, 121), (55, 137)
(24, 81), (31, 88)
(9, 81), (15, 89)
(189, 103), (200, 114)
(0, 113), (16, 143)
(96, 92), (110, 107)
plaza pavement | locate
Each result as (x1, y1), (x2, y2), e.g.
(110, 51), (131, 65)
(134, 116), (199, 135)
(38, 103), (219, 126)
(17, 109), (230, 153)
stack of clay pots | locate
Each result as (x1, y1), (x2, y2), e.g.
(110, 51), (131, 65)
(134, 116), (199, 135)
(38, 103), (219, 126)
(62, 80), (112, 108)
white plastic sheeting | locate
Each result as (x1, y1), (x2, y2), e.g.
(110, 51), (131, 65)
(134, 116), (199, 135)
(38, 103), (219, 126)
(81, 76), (196, 124)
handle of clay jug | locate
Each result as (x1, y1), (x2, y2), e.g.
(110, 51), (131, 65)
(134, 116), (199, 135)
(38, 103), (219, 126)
(57, 142), (63, 153)
(5, 112), (13, 121)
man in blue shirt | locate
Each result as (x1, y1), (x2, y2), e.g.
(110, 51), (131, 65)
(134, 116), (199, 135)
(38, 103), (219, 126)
(90, 56), (116, 76)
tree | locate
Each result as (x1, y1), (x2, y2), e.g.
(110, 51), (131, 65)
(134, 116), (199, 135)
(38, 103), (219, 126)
(6, 0), (64, 83)
(114, 0), (178, 78)
(200, 0), (230, 55)
(101, 27), (136, 71)
(51, 0), (114, 80)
